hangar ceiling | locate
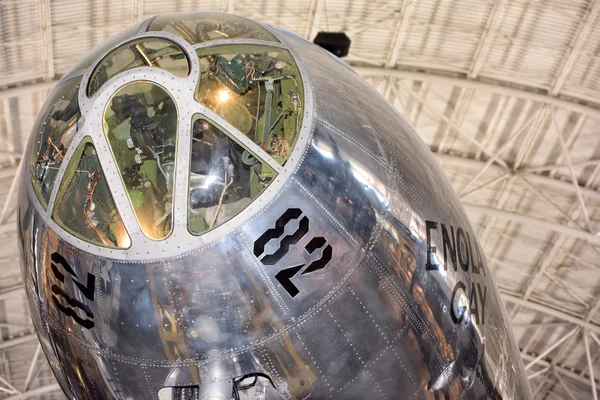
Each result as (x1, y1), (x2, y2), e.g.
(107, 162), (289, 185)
(0, 0), (599, 398)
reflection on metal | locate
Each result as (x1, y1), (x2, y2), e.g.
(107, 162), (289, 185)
(19, 11), (532, 400)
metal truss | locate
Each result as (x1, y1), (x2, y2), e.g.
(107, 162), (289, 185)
(354, 66), (600, 120)
(432, 153), (600, 202)
(2, 383), (60, 400)
(502, 294), (600, 335)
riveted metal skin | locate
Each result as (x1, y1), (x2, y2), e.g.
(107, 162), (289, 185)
(18, 12), (532, 400)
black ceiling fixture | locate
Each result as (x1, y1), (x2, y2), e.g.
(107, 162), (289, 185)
(313, 32), (351, 58)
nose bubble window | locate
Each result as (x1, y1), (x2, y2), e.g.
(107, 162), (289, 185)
(28, 77), (83, 210)
(188, 116), (276, 235)
(195, 45), (304, 166)
(88, 38), (189, 97)
(52, 137), (130, 249)
(147, 12), (279, 45)
(104, 81), (178, 240)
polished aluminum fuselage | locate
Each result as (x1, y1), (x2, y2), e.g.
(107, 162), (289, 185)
(18, 20), (532, 399)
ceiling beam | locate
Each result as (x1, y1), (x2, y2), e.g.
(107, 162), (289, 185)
(0, 223), (16, 237)
(0, 168), (19, 181)
(523, 159), (600, 174)
(551, 113), (593, 232)
(549, 0), (600, 95)
(584, 330), (599, 400)
(1, 100), (17, 166)
(222, 0), (235, 13)
(0, 286), (24, 301)
(0, 335), (37, 351)
(0, 159), (23, 224)
(398, 80), (512, 170)
(354, 66), (600, 120)
(521, 353), (600, 395)
(131, 0), (144, 24)
(39, 0), (55, 80)
(464, 203), (600, 246)
(3, 384), (60, 400)
(22, 344), (41, 392)
(458, 110), (537, 196)
(502, 293), (600, 334)
(468, 0), (506, 78)
(525, 327), (578, 370)
(0, 82), (55, 101)
(305, 0), (324, 40)
(553, 368), (579, 400)
(386, 0), (415, 68)
(433, 153), (600, 202)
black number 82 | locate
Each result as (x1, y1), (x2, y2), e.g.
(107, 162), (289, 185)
(253, 209), (332, 297)
(49, 252), (96, 329)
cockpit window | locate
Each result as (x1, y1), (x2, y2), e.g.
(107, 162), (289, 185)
(195, 45), (303, 165)
(88, 38), (189, 97)
(28, 77), (83, 210)
(52, 137), (130, 248)
(104, 81), (178, 240)
(188, 116), (276, 235)
(147, 12), (278, 44)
